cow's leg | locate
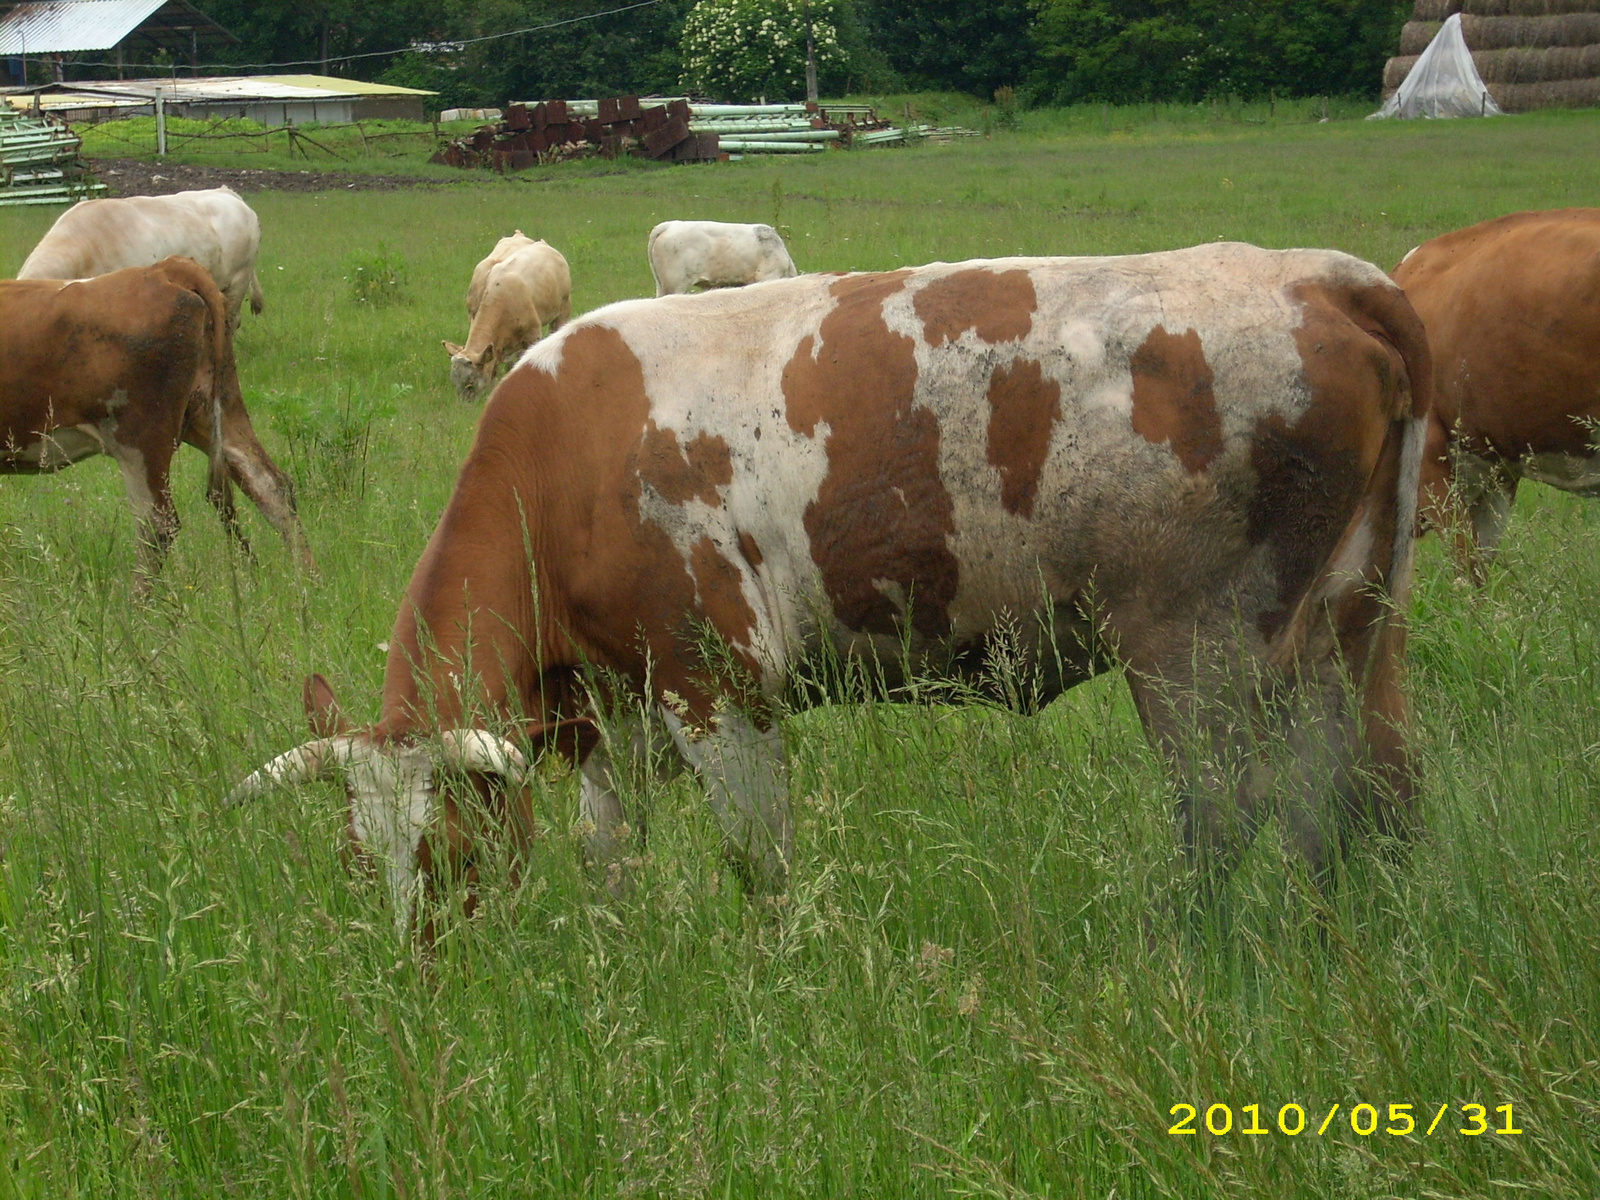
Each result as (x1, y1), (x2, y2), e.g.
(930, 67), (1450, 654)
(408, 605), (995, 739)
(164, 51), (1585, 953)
(577, 712), (681, 893)
(1450, 451), (1517, 581)
(1125, 665), (1270, 902)
(113, 444), (179, 589)
(662, 710), (791, 894)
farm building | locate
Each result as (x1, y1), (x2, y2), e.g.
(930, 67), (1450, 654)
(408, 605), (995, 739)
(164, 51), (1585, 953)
(1384, 0), (1600, 111)
(1, 74), (436, 124)
(0, 0), (236, 82)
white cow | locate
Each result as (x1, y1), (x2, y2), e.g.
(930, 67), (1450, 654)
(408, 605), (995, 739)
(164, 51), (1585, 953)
(647, 220), (798, 297)
(443, 232), (572, 402)
(18, 187), (265, 329)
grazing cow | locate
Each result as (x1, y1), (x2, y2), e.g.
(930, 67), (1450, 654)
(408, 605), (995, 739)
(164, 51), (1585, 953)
(647, 220), (798, 297)
(443, 233), (571, 401)
(1393, 208), (1600, 576)
(17, 187), (267, 330)
(232, 243), (1429, 936)
(0, 257), (310, 581)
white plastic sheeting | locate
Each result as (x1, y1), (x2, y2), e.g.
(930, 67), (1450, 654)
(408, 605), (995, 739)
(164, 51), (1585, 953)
(1371, 14), (1503, 119)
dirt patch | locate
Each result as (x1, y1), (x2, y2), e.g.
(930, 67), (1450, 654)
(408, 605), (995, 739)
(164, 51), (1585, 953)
(88, 157), (465, 196)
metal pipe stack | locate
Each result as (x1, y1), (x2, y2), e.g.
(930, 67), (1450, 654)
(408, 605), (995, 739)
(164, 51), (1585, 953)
(0, 108), (104, 207)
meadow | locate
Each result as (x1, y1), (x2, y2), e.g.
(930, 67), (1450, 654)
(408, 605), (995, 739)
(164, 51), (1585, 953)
(0, 104), (1597, 1197)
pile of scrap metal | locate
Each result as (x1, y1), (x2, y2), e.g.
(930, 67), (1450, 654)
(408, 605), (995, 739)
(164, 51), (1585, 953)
(429, 96), (926, 170)
(431, 97), (722, 170)
(0, 107), (104, 206)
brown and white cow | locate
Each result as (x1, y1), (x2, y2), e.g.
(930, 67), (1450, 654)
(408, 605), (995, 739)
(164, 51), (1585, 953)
(0, 257), (310, 581)
(232, 243), (1429, 934)
(1392, 208), (1600, 576)
(443, 233), (571, 401)
(18, 187), (266, 330)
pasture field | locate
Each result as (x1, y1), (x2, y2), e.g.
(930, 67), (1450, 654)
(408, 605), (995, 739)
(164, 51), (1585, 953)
(0, 107), (1598, 1198)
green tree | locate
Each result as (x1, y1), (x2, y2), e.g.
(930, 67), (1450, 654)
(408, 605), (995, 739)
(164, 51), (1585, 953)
(679, 0), (849, 102)
(1029, 0), (1408, 104)
(857, 0), (1039, 97)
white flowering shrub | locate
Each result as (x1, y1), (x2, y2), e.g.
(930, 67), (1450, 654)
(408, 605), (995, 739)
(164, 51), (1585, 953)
(680, 0), (846, 103)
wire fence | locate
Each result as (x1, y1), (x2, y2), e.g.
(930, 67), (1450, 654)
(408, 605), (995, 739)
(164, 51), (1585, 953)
(72, 109), (442, 162)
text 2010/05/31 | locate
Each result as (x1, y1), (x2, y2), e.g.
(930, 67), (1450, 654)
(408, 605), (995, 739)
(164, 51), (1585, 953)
(1169, 1102), (1523, 1138)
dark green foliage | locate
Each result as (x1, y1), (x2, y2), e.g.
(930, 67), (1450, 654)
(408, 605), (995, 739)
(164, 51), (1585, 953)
(1030, 0), (1411, 104)
(75, 0), (1411, 107)
(858, 0), (1040, 97)
(460, 1), (697, 106)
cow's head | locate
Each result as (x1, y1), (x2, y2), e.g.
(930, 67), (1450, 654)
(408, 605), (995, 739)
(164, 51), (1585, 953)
(228, 674), (592, 938)
(442, 340), (495, 401)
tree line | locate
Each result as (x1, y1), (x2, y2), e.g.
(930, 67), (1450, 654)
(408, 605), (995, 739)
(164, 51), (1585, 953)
(151, 1), (1410, 107)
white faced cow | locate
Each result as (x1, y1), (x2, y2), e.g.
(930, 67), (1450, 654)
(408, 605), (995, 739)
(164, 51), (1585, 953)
(443, 232), (571, 401)
(233, 243), (1430, 937)
(18, 187), (266, 330)
(0, 257), (311, 583)
(647, 220), (798, 297)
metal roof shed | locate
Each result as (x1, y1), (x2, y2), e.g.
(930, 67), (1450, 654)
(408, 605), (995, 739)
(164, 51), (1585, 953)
(0, 0), (237, 80)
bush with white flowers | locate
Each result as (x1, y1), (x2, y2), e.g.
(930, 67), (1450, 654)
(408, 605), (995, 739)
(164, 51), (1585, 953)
(680, 0), (846, 103)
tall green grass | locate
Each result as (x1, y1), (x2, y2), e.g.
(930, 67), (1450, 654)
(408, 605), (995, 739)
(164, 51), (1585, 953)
(0, 107), (1597, 1197)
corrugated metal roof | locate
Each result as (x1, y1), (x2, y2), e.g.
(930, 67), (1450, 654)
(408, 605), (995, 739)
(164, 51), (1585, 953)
(13, 74), (436, 102)
(267, 75), (434, 97)
(0, 0), (168, 55)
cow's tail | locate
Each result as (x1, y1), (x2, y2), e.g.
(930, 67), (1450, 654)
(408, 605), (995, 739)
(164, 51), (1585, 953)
(1356, 275), (1433, 836)
(1363, 274), (1433, 621)
(647, 222), (668, 297)
(249, 270), (265, 316)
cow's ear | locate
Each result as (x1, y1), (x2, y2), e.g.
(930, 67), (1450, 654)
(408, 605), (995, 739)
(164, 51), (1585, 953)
(442, 340), (465, 356)
(304, 673), (350, 737)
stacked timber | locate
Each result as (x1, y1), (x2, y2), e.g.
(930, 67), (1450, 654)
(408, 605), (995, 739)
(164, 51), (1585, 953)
(0, 109), (104, 207)
(430, 95), (941, 171)
(1384, 0), (1600, 110)
(431, 97), (722, 170)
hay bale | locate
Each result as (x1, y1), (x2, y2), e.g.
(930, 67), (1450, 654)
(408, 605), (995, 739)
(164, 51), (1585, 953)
(1492, 75), (1600, 104)
(1385, 54), (1423, 89)
(1412, 0), (1463, 21)
(1472, 42), (1600, 79)
(1391, 0), (1600, 110)
(1467, 12), (1600, 46)
(1461, 0), (1600, 15)
(1401, 21), (1444, 52)
(1405, 12), (1600, 52)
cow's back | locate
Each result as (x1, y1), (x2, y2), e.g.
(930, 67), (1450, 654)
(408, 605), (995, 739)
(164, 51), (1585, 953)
(479, 244), (1424, 701)
(1394, 208), (1600, 459)
(0, 266), (213, 447)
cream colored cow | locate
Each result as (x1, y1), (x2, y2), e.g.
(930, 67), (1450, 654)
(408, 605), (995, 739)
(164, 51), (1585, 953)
(443, 232), (571, 401)
(18, 187), (266, 329)
(647, 220), (797, 296)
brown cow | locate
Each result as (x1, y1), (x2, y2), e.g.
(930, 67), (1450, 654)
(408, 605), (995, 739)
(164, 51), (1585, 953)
(1393, 208), (1600, 575)
(232, 243), (1429, 935)
(0, 257), (310, 581)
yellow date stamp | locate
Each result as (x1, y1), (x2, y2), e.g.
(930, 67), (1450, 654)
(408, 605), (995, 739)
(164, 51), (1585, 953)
(1168, 1102), (1523, 1138)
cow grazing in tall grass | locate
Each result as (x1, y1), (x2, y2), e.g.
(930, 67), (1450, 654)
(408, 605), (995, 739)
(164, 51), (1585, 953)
(18, 187), (267, 330)
(0, 258), (311, 582)
(1393, 208), (1600, 578)
(232, 243), (1429, 935)
(444, 233), (571, 401)
(647, 220), (798, 297)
